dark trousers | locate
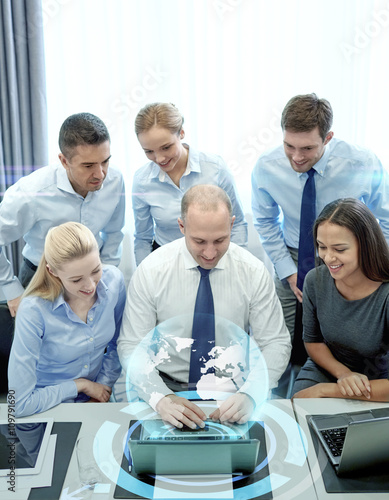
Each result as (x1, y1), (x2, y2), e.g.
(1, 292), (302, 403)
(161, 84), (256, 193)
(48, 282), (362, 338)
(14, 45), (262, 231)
(19, 258), (37, 287)
(152, 240), (160, 252)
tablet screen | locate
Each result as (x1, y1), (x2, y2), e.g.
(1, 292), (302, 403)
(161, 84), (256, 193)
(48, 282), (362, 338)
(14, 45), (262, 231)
(0, 418), (53, 476)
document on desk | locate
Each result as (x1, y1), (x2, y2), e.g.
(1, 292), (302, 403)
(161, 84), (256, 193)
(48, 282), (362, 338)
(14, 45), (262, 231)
(153, 475), (233, 498)
(0, 434), (56, 497)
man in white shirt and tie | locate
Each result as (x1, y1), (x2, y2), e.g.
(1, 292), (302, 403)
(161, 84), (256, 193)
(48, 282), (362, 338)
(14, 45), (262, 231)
(118, 184), (291, 429)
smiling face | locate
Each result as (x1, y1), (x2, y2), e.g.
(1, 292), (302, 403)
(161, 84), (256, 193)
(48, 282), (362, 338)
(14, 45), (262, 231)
(49, 250), (103, 304)
(137, 126), (188, 175)
(316, 221), (363, 285)
(178, 204), (235, 269)
(283, 127), (333, 173)
(59, 141), (111, 197)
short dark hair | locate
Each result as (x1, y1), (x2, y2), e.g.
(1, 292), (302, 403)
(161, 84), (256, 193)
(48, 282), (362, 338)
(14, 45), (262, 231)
(58, 112), (110, 159)
(314, 198), (389, 282)
(281, 93), (333, 141)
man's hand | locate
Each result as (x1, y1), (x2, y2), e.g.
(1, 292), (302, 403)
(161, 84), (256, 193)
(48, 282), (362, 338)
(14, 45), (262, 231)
(75, 379), (112, 402)
(7, 295), (22, 317)
(286, 273), (302, 303)
(209, 393), (254, 424)
(337, 372), (371, 399)
(156, 394), (207, 429)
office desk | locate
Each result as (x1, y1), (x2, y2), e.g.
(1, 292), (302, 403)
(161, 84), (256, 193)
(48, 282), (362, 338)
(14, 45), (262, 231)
(293, 398), (389, 500)
(0, 400), (317, 500)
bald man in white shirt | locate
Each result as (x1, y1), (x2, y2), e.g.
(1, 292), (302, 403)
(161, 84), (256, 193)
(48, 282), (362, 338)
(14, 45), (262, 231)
(118, 185), (291, 428)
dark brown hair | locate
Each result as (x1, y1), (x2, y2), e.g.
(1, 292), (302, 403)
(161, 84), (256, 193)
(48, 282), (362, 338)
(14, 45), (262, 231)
(281, 93), (333, 141)
(314, 198), (389, 282)
(59, 112), (110, 159)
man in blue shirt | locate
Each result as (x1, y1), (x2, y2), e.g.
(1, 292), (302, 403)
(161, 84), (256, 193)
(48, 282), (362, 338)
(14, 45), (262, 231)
(251, 93), (389, 341)
(0, 112), (125, 317)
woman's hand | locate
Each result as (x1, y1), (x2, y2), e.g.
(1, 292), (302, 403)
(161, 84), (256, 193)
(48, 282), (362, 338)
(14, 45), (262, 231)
(292, 384), (325, 399)
(337, 372), (371, 399)
(75, 378), (112, 402)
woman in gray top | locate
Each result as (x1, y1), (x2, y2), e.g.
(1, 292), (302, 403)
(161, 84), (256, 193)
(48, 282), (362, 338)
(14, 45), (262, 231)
(293, 198), (389, 402)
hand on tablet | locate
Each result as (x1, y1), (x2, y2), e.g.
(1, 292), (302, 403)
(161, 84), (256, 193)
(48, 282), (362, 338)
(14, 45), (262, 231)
(209, 393), (254, 424)
(156, 395), (207, 429)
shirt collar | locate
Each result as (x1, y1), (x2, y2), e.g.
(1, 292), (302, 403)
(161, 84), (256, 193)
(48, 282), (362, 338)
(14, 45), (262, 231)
(56, 164), (104, 200)
(57, 164), (80, 196)
(186, 145), (201, 173)
(148, 144), (200, 182)
(298, 142), (331, 178)
(181, 237), (228, 271)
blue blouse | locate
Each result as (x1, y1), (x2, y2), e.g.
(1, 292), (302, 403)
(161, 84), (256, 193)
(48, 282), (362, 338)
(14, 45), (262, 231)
(8, 266), (126, 417)
(132, 144), (248, 265)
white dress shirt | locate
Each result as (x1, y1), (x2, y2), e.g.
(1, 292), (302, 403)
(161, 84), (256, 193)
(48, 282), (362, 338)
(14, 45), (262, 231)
(118, 238), (291, 409)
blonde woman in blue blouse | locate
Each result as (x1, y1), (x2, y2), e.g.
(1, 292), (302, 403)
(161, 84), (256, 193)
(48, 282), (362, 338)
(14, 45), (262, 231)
(132, 102), (248, 265)
(8, 222), (126, 417)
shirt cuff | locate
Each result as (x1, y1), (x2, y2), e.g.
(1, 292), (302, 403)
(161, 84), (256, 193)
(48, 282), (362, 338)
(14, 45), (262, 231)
(148, 387), (176, 411)
(274, 256), (297, 281)
(1, 278), (24, 301)
(60, 380), (79, 401)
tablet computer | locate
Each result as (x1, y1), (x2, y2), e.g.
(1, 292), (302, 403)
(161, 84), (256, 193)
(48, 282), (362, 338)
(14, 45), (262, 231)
(0, 418), (54, 476)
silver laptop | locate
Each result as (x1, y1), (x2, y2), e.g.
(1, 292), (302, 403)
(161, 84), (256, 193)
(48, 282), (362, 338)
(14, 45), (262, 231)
(128, 419), (260, 475)
(308, 407), (389, 475)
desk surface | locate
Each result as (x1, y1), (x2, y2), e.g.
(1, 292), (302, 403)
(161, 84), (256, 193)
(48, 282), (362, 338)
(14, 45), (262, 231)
(293, 398), (389, 500)
(0, 400), (317, 500)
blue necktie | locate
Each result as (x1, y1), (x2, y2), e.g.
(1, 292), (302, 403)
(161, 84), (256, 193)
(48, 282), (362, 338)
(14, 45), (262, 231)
(297, 169), (316, 290)
(188, 266), (215, 389)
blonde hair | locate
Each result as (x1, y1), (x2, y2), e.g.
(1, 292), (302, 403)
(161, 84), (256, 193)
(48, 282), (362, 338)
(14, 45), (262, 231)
(24, 222), (99, 301)
(135, 102), (184, 136)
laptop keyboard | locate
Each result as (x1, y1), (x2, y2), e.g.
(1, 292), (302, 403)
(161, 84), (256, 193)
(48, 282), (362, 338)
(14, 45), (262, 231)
(320, 427), (347, 457)
(144, 435), (225, 440)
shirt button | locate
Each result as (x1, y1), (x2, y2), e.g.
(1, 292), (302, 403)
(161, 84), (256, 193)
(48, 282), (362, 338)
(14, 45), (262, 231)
(89, 337), (93, 342)
(84, 365), (88, 369)
(88, 317), (93, 322)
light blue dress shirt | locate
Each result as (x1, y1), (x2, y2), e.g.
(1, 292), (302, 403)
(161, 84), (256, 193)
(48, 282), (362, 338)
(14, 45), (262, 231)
(0, 164), (125, 300)
(251, 138), (389, 281)
(8, 266), (126, 417)
(132, 144), (248, 265)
